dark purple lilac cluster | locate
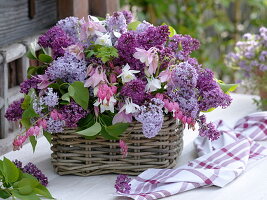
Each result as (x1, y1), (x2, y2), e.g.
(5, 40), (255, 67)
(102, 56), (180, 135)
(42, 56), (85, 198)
(198, 115), (221, 141)
(60, 101), (88, 127)
(38, 26), (74, 58)
(20, 76), (41, 94)
(120, 79), (148, 105)
(5, 98), (24, 121)
(13, 160), (48, 186)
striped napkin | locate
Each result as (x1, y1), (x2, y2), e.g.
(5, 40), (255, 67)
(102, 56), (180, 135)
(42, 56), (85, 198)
(116, 112), (267, 200)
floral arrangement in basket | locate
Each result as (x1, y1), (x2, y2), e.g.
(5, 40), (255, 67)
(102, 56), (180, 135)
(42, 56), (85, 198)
(5, 11), (235, 152)
(225, 27), (267, 110)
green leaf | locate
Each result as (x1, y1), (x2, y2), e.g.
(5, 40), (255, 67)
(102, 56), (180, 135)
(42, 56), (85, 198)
(38, 54), (53, 63)
(105, 123), (129, 138)
(34, 184), (53, 199)
(43, 131), (52, 144)
(127, 21), (141, 30)
(27, 66), (38, 78)
(62, 93), (70, 102)
(0, 189), (11, 199)
(12, 191), (41, 200)
(26, 50), (37, 60)
(17, 185), (33, 195)
(99, 114), (114, 126)
(76, 122), (101, 136)
(2, 157), (20, 183)
(21, 106), (39, 129)
(21, 95), (31, 110)
(29, 136), (37, 152)
(218, 82), (238, 94)
(68, 81), (89, 110)
(201, 107), (216, 113)
(100, 127), (118, 140)
(95, 46), (119, 63)
(77, 114), (94, 129)
(168, 25), (177, 37)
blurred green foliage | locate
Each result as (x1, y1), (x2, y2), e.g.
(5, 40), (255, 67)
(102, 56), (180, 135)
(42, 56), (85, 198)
(120, 0), (267, 81)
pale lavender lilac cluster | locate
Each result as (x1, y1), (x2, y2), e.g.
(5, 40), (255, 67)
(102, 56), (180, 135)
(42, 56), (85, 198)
(225, 26), (267, 75)
(13, 160), (48, 186)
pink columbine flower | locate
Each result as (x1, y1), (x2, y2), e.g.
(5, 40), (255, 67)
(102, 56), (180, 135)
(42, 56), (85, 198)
(26, 126), (41, 137)
(37, 119), (47, 129)
(64, 44), (85, 60)
(85, 66), (108, 88)
(133, 47), (159, 75)
(158, 69), (172, 83)
(13, 135), (27, 151)
(37, 74), (53, 90)
(79, 16), (106, 40)
(155, 93), (164, 100)
(119, 140), (128, 158)
(50, 109), (63, 120)
(112, 111), (133, 124)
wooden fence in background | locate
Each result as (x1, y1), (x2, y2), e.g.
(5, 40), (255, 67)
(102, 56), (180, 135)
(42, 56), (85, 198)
(0, 0), (119, 139)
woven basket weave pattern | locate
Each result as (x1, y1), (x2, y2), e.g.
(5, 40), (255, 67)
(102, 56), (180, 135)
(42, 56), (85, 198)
(51, 117), (183, 176)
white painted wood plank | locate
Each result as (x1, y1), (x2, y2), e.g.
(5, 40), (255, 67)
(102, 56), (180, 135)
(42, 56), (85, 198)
(0, 43), (26, 63)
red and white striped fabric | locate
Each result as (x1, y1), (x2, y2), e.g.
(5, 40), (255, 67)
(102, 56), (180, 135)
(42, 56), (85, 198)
(116, 112), (267, 200)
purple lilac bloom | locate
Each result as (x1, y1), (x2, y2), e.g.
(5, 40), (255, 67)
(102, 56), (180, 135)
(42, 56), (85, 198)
(38, 26), (74, 58)
(122, 10), (133, 24)
(106, 11), (128, 34)
(167, 62), (199, 119)
(5, 98), (24, 121)
(134, 98), (164, 138)
(46, 117), (65, 133)
(168, 34), (200, 61)
(46, 53), (87, 83)
(23, 162), (48, 186)
(20, 76), (41, 94)
(197, 68), (232, 111)
(13, 160), (48, 186)
(60, 101), (88, 127)
(198, 115), (221, 141)
(159, 47), (175, 69)
(137, 25), (169, 50)
(56, 16), (79, 41)
(43, 88), (59, 107)
(115, 174), (131, 194)
(120, 79), (147, 105)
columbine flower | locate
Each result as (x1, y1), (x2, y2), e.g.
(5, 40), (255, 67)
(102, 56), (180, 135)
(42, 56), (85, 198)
(119, 98), (140, 114)
(85, 66), (108, 88)
(64, 44), (85, 59)
(133, 47), (159, 76)
(112, 111), (133, 124)
(119, 140), (128, 158)
(117, 64), (139, 84)
(158, 69), (172, 83)
(94, 84), (117, 113)
(37, 74), (53, 90)
(95, 33), (112, 46)
(79, 16), (106, 40)
(145, 77), (161, 92)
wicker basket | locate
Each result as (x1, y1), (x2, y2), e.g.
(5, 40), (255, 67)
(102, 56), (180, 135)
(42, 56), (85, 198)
(51, 116), (183, 176)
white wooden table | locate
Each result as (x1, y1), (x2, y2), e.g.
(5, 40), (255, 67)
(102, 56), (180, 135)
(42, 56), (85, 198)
(2, 93), (267, 200)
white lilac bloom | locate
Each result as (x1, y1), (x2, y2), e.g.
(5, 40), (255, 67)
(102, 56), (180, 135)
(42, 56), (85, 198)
(117, 64), (140, 84)
(145, 77), (161, 92)
(119, 98), (140, 114)
(95, 33), (112, 46)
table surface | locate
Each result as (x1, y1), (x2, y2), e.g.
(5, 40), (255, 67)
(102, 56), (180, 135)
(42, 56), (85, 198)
(2, 93), (267, 200)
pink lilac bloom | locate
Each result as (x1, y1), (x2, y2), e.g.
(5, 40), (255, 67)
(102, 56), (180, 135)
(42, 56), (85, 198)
(115, 174), (131, 194)
(20, 76), (41, 94)
(5, 98), (24, 121)
(119, 140), (128, 158)
(46, 53), (87, 83)
(134, 98), (164, 138)
(60, 101), (88, 127)
(120, 79), (148, 105)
